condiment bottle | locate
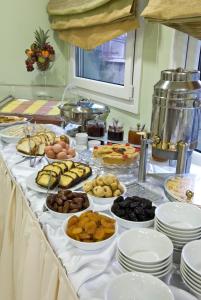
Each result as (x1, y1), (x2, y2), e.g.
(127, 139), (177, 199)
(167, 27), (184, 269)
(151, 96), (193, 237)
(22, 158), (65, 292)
(107, 119), (124, 141)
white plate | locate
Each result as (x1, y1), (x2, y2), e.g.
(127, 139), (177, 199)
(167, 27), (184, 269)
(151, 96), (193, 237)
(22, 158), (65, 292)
(169, 286), (197, 300)
(0, 117), (27, 127)
(105, 272), (174, 300)
(45, 151), (79, 163)
(26, 170), (96, 194)
(0, 123), (66, 144)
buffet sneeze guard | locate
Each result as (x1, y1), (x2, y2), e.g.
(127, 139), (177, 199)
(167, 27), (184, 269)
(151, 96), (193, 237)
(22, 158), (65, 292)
(139, 68), (201, 181)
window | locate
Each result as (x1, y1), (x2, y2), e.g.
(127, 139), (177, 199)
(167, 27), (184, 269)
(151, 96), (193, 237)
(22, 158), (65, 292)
(76, 34), (127, 86)
(197, 47), (201, 152)
(69, 11), (145, 113)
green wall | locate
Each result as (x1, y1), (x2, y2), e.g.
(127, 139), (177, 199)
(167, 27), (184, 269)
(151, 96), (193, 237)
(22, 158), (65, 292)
(0, 0), (174, 134)
(0, 0), (68, 86)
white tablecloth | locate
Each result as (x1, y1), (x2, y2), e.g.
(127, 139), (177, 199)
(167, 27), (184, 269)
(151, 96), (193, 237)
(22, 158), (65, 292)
(0, 140), (200, 300)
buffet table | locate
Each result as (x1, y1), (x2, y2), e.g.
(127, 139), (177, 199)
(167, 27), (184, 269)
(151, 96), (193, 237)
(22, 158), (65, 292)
(0, 139), (200, 300)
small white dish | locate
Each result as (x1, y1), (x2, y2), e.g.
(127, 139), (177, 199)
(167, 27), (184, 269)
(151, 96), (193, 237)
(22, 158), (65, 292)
(117, 228), (173, 264)
(180, 266), (201, 295)
(181, 258), (201, 281)
(45, 192), (93, 219)
(111, 208), (155, 229)
(87, 183), (127, 205)
(155, 202), (201, 231)
(105, 272), (174, 300)
(63, 212), (118, 251)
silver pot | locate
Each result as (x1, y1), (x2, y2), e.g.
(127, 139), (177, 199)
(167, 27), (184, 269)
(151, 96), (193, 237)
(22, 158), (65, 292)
(58, 99), (110, 127)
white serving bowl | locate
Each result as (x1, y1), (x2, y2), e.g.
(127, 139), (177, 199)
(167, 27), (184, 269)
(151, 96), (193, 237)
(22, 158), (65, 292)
(155, 202), (201, 230)
(180, 266), (201, 295)
(63, 212), (118, 251)
(87, 183), (127, 205)
(110, 208), (154, 229)
(155, 219), (201, 237)
(117, 251), (172, 271)
(181, 258), (201, 281)
(45, 192), (93, 219)
(182, 240), (201, 275)
(105, 272), (174, 300)
(117, 228), (173, 264)
(181, 263), (201, 287)
(119, 259), (172, 278)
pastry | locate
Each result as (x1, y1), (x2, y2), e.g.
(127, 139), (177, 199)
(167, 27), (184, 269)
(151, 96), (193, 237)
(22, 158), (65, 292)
(93, 143), (139, 165)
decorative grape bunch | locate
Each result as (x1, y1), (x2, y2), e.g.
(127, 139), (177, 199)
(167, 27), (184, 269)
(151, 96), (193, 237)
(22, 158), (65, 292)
(25, 28), (55, 72)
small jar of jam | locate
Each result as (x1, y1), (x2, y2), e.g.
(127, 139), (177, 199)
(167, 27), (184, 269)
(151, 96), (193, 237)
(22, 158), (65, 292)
(128, 124), (146, 145)
(107, 120), (124, 141)
(86, 120), (105, 137)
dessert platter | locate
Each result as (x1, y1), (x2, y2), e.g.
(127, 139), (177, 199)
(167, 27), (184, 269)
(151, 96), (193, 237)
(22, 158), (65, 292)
(93, 143), (139, 166)
(26, 160), (95, 193)
(0, 114), (27, 127)
(0, 123), (65, 143)
(164, 174), (201, 207)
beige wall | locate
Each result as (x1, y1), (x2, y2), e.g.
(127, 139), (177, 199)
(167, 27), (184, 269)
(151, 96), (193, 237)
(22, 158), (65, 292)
(0, 0), (174, 134)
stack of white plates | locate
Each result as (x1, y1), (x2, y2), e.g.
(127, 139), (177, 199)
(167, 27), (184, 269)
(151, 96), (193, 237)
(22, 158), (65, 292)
(105, 272), (174, 300)
(155, 202), (201, 252)
(117, 228), (173, 278)
(180, 240), (201, 298)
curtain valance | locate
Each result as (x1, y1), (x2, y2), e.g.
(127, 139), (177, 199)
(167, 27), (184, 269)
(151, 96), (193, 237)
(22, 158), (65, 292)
(141, 0), (201, 40)
(47, 0), (138, 49)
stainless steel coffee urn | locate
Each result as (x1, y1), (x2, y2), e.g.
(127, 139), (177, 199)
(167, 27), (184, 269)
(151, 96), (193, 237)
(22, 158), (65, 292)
(151, 68), (201, 173)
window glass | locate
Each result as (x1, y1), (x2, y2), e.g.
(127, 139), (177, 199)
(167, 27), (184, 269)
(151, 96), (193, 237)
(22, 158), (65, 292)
(75, 34), (127, 86)
(197, 47), (201, 151)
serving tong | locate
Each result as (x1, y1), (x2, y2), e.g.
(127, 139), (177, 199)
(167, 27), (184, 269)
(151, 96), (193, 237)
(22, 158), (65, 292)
(23, 122), (42, 168)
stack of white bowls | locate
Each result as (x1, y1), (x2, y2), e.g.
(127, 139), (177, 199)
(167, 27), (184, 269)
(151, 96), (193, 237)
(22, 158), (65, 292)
(155, 202), (201, 252)
(117, 228), (173, 278)
(180, 240), (201, 299)
(105, 272), (174, 300)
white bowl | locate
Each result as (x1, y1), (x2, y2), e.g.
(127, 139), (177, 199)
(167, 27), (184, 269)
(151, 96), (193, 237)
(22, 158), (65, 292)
(181, 258), (201, 281)
(155, 219), (201, 237)
(119, 259), (172, 278)
(117, 253), (172, 274)
(155, 202), (201, 230)
(45, 151), (79, 163)
(180, 266), (201, 294)
(117, 251), (172, 271)
(181, 262), (201, 285)
(105, 272), (174, 300)
(45, 192), (93, 219)
(182, 240), (201, 275)
(63, 212), (118, 251)
(110, 208), (154, 229)
(87, 183), (127, 205)
(118, 228), (173, 264)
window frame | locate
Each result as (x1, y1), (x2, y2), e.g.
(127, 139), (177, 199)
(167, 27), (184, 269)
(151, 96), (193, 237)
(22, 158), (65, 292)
(68, 2), (145, 114)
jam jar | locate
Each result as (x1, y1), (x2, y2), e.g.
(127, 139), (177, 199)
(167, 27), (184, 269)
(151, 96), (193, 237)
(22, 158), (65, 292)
(86, 120), (105, 137)
(108, 124), (124, 141)
(128, 124), (146, 145)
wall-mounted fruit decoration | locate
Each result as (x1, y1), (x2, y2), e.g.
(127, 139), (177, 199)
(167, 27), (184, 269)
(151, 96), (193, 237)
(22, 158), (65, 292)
(25, 28), (55, 72)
